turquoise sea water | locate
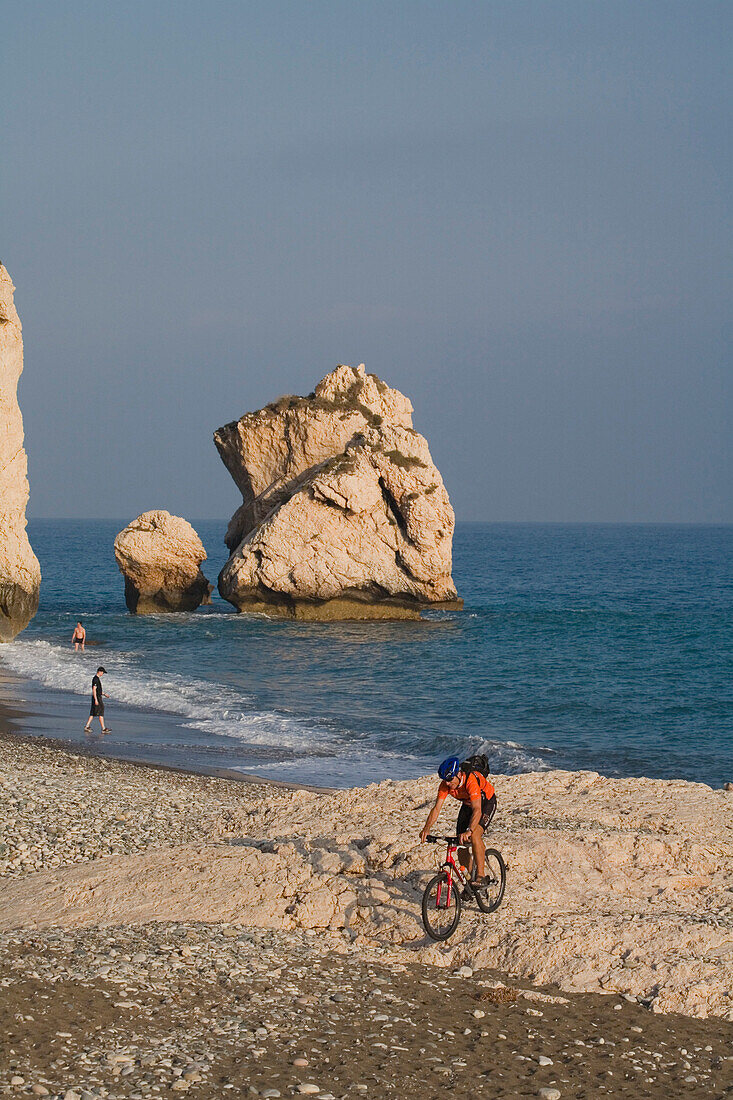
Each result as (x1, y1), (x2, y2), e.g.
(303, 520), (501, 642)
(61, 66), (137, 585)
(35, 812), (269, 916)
(1, 521), (731, 788)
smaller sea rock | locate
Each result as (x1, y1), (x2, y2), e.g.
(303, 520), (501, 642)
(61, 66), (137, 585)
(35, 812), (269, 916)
(114, 511), (212, 613)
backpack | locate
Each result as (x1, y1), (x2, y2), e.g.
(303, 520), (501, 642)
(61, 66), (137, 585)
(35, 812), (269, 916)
(461, 753), (490, 779)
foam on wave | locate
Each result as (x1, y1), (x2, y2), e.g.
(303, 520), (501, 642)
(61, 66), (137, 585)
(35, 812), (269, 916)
(0, 639), (549, 776)
(0, 640), (333, 750)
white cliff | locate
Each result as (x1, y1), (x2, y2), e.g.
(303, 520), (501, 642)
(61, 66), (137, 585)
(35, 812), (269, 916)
(0, 265), (41, 640)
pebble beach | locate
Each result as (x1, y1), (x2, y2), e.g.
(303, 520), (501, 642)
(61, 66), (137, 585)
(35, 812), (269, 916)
(2, 729), (733, 1099)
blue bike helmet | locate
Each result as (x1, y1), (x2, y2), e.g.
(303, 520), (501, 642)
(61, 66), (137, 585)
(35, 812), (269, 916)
(438, 756), (461, 781)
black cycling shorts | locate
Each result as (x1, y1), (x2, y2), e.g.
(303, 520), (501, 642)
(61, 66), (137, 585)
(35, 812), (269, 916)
(456, 793), (496, 836)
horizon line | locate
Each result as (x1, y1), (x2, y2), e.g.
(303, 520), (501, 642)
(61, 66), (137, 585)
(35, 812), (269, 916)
(25, 517), (733, 528)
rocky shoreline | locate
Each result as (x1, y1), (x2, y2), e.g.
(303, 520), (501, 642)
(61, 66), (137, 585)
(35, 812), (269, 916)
(1, 731), (732, 1098)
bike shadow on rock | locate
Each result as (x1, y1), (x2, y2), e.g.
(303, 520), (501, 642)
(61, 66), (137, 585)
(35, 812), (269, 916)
(221, 832), (495, 948)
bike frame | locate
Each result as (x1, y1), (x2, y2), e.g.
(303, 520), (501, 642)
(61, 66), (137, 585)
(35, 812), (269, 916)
(428, 835), (470, 908)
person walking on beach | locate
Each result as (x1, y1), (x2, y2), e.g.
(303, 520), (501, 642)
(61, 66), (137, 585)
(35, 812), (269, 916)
(83, 667), (110, 733)
(71, 621), (86, 651)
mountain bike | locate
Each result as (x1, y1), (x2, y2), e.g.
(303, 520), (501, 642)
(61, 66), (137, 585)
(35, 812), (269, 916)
(421, 834), (506, 941)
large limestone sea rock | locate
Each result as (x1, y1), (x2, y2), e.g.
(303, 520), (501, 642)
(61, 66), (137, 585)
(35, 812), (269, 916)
(214, 364), (460, 619)
(114, 511), (212, 614)
(0, 265), (41, 640)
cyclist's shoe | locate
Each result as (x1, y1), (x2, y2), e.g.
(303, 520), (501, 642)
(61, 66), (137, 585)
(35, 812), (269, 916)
(473, 875), (496, 890)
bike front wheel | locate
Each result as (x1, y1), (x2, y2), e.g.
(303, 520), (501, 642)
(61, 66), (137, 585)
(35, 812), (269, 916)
(475, 848), (506, 914)
(422, 871), (462, 941)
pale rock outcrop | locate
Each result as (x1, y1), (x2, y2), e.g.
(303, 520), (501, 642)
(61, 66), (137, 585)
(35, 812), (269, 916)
(114, 511), (212, 613)
(3, 768), (733, 1019)
(214, 364), (460, 619)
(215, 363), (414, 551)
(0, 266), (41, 640)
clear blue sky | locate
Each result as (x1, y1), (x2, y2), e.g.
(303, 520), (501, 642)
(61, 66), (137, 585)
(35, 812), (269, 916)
(4, 1), (731, 522)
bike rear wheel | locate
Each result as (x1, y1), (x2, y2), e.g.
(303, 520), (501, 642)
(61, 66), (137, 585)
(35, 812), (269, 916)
(422, 871), (462, 940)
(474, 849), (506, 914)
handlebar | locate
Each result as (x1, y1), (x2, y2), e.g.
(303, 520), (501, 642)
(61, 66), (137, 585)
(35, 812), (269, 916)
(426, 834), (461, 844)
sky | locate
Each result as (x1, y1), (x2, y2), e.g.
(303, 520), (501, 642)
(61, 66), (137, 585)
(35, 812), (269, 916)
(3, 1), (731, 523)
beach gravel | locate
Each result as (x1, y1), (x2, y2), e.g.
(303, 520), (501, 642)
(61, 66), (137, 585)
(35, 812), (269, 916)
(1, 732), (732, 1097)
(1, 922), (731, 1098)
(2, 736), (733, 1021)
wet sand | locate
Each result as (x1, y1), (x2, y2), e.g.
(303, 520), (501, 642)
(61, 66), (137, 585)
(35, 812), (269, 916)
(0, 668), (300, 784)
(0, 673), (327, 792)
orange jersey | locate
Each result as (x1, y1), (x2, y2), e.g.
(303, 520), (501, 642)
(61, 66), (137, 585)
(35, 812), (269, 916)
(437, 770), (495, 804)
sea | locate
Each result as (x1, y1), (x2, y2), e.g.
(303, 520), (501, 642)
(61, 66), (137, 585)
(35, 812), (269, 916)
(0, 521), (731, 789)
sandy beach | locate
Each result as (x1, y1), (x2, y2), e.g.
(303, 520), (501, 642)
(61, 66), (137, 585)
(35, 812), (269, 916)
(1, 727), (732, 1099)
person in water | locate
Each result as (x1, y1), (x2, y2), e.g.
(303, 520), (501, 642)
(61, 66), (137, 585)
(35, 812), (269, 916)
(83, 667), (110, 733)
(71, 621), (86, 651)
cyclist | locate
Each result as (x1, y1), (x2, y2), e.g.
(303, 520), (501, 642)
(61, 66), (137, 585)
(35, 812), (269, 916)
(420, 756), (496, 888)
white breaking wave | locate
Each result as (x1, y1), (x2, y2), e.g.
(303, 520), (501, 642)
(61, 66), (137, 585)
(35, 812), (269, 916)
(0, 639), (550, 775)
(0, 639), (336, 751)
(475, 737), (551, 774)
